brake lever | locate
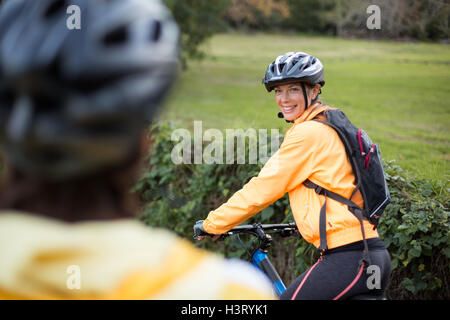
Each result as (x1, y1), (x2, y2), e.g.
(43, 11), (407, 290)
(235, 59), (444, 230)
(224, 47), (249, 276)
(218, 231), (236, 241)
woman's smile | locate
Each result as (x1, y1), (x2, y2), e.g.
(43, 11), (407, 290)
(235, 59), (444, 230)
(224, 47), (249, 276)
(281, 105), (298, 113)
(274, 84), (306, 121)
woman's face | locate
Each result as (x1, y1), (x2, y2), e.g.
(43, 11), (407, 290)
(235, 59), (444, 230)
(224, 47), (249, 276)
(274, 83), (308, 121)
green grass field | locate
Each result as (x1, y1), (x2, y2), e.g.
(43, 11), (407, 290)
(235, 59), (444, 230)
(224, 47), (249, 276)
(160, 32), (450, 182)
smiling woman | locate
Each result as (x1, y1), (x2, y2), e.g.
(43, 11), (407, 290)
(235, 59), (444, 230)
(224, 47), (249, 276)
(274, 83), (320, 121)
(195, 51), (392, 300)
(162, 32), (449, 181)
(262, 51), (325, 122)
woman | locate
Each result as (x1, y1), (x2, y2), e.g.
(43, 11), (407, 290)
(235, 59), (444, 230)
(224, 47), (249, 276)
(195, 51), (391, 300)
(0, 0), (273, 300)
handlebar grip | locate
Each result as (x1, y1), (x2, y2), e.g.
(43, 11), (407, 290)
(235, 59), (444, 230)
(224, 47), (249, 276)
(193, 220), (210, 239)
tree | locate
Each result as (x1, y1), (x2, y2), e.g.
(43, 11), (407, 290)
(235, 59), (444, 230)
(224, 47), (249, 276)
(224, 0), (290, 29)
(283, 0), (335, 33)
(164, 0), (230, 63)
(317, 0), (449, 40)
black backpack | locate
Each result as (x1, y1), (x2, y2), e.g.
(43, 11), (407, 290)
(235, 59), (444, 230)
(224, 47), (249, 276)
(303, 109), (390, 264)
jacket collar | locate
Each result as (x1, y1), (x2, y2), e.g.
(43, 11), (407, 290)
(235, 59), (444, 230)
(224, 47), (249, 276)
(293, 101), (331, 125)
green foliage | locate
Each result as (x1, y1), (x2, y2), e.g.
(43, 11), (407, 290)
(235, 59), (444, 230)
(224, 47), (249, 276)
(135, 123), (449, 299)
(134, 122), (263, 236)
(377, 160), (449, 299)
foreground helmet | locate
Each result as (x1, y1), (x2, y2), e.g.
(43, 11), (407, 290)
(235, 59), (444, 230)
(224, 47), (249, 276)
(0, 0), (179, 180)
(262, 51), (324, 92)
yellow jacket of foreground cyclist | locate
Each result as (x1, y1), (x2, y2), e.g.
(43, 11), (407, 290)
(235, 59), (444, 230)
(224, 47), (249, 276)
(0, 212), (274, 300)
(203, 103), (379, 249)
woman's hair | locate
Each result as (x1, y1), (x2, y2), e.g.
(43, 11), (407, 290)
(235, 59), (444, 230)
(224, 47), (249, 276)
(0, 134), (151, 222)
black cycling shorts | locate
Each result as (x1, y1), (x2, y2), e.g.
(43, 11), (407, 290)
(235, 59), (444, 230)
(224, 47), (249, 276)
(280, 238), (391, 300)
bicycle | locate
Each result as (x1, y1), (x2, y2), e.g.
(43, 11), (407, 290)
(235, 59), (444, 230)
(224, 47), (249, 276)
(196, 222), (386, 300)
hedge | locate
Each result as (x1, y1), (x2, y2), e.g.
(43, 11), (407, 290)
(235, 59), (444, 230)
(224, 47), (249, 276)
(134, 122), (449, 300)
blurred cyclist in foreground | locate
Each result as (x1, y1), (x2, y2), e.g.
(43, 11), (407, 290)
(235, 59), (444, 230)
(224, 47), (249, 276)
(0, 0), (273, 299)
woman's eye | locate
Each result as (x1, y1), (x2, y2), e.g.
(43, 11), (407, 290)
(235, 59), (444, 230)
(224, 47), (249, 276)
(289, 88), (299, 93)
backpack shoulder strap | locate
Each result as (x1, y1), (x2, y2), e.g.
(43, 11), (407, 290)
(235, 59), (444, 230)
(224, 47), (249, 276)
(303, 180), (360, 209)
(304, 109), (372, 264)
(303, 180), (361, 253)
(303, 179), (371, 265)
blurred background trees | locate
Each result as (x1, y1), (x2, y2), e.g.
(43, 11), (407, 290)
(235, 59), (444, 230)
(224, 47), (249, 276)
(163, 0), (229, 63)
(0, 0), (444, 61)
(224, 0), (291, 29)
(164, 0), (449, 60)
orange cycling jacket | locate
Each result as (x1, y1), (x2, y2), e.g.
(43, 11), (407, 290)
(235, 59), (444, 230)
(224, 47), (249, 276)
(203, 102), (379, 250)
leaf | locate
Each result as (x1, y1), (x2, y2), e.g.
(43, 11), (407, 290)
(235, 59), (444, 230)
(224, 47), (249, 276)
(421, 186), (433, 197)
(442, 247), (450, 258)
(418, 223), (429, 232)
(391, 258), (398, 270)
(261, 207), (274, 221)
(430, 277), (442, 290)
(401, 278), (416, 294)
(416, 281), (428, 292)
(408, 247), (422, 260)
(222, 188), (229, 197)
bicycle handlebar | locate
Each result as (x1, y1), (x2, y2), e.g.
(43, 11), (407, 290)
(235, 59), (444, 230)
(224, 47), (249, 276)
(219, 222), (298, 240)
(225, 222), (297, 231)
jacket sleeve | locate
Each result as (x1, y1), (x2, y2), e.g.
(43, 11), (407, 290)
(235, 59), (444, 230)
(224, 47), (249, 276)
(203, 125), (317, 234)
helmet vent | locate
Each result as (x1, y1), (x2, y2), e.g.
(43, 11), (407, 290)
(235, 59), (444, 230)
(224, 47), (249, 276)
(44, 0), (67, 19)
(34, 93), (59, 114)
(150, 20), (162, 42)
(279, 63), (285, 73)
(270, 64), (275, 73)
(103, 26), (128, 46)
(47, 54), (62, 78)
(0, 87), (14, 115)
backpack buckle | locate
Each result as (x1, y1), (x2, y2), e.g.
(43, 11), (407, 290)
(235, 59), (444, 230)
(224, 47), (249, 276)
(351, 207), (364, 218)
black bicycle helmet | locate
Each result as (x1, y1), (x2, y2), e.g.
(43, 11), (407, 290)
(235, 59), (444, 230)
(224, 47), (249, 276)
(262, 51), (325, 92)
(0, 0), (179, 180)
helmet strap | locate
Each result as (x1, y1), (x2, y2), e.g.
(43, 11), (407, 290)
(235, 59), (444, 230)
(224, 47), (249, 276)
(301, 82), (309, 110)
